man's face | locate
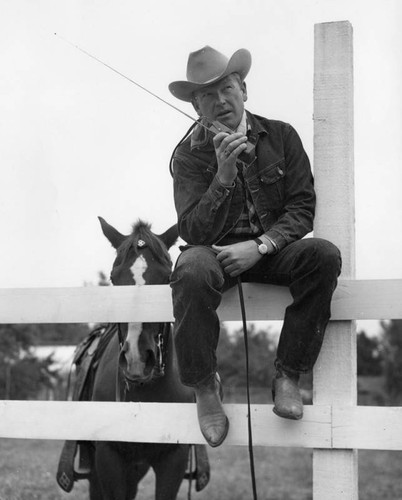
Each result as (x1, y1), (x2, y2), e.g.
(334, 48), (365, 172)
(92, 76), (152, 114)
(192, 74), (247, 130)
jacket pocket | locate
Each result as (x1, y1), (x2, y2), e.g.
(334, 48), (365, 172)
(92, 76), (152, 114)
(258, 159), (286, 208)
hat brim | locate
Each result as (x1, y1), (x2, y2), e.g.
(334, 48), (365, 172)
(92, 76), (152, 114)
(169, 48), (251, 102)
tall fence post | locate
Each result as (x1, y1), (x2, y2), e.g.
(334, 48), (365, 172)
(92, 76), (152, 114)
(312, 21), (357, 499)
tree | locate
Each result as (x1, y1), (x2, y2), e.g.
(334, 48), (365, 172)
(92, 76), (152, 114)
(0, 323), (89, 399)
(29, 323), (90, 346)
(98, 271), (110, 286)
(357, 330), (383, 376)
(382, 320), (402, 404)
(0, 324), (33, 399)
(5, 353), (59, 400)
(217, 324), (276, 388)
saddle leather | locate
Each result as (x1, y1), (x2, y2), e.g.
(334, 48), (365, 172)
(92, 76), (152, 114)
(56, 325), (113, 492)
(56, 324), (211, 493)
(56, 441), (77, 492)
(183, 444), (211, 491)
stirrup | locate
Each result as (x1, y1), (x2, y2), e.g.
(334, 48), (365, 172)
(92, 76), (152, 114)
(56, 441), (77, 492)
(183, 444), (210, 491)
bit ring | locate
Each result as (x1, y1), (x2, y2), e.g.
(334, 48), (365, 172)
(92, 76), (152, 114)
(224, 149), (230, 157)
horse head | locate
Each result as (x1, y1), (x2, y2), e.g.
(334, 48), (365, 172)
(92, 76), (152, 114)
(99, 216), (178, 386)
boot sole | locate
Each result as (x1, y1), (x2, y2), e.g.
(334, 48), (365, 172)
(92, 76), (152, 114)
(201, 416), (230, 447)
(272, 406), (303, 420)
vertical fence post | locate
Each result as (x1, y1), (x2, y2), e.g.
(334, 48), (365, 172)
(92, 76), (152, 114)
(312, 21), (357, 499)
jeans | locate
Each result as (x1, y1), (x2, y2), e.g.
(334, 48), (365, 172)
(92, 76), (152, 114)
(170, 238), (342, 386)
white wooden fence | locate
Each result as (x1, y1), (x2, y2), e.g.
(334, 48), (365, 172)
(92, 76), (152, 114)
(0, 21), (401, 499)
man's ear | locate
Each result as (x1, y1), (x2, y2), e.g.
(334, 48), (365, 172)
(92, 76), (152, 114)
(192, 97), (201, 116)
(241, 81), (248, 102)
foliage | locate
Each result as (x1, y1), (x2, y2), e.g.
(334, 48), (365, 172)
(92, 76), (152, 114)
(0, 323), (90, 399)
(382, 320), (402, 404)
(28, 323), (90, 346)
(98, 270), (110, 286)
(217, 324), (392, 392)
(0, 324), (34, 365)
(217, 324), (276, 388)
(357, 330), (383, 376)
(3, 354), (59, 400)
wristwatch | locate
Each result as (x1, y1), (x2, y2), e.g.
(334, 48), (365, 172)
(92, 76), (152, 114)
(254, 237), (269, 255)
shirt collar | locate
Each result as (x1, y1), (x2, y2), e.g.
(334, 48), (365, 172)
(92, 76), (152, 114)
(235, 110), (249, 136)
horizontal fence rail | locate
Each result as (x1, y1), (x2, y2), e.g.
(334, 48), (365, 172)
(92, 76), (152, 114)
(1, 401), (402, 451)
(0, 278), (401, 450)
(0, 280), (400, 500)
(0, 279), (401, 324)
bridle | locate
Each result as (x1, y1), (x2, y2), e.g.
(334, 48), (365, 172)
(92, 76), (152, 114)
(115, 321), (171, 402)
(114, 236), (172, 401)
(117, 321), (170, 376)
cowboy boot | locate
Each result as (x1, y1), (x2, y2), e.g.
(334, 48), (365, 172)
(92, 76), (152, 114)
(194, 373), (229, 447)
(272, 369), (303, 420)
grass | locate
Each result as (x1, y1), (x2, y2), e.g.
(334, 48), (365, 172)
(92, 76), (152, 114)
(1, 439), (402, 499)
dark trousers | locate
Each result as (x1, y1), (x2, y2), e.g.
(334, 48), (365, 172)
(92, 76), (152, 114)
(170, 238), (341, 386)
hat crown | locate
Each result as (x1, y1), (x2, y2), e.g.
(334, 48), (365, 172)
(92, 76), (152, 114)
(169, 46), (251, 102)
(186, 46), (229, 85)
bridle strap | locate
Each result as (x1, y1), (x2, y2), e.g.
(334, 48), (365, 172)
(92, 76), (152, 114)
(237, 276), (258, 500)
(116, 322), (125, 402)
(155, 323), (170, 377)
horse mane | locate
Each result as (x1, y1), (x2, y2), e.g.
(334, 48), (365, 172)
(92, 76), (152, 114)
(116, 220), (172, 269)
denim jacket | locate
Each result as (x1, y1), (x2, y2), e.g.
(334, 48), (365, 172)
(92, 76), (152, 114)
(172, 111), (315, 250)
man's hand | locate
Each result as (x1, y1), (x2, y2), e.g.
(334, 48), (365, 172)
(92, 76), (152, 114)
(212, 240), (262, 277)
(213, 132), (248, 186)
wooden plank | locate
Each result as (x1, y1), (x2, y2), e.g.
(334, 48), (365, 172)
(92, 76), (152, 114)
(332, 279), (402, 319)
(2, 401), (402, 451)
(333, 406), (402, 451)
(0, 401), (331, 448)
(0, 279), (401, 324)
(312, 21), (358, 500)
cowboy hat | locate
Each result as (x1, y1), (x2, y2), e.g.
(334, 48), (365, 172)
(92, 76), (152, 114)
(169, 46), (251, 102)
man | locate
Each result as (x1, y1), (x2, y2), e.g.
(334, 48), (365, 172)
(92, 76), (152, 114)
(168, 46), (341, 447)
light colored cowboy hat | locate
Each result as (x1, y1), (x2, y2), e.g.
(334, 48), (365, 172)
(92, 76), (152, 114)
(169, 46), (251, 102)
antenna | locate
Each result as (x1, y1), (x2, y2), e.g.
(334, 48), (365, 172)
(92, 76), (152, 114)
(54, 33), (255, 163)
(54, 33), (198, 125)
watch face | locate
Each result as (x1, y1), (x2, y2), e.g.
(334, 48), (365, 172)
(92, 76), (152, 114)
(258, 243), (268, 255)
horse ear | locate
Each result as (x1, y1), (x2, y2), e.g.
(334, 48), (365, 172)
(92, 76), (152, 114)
(158, 224), (179, 250)
(98, 216), (126, 249)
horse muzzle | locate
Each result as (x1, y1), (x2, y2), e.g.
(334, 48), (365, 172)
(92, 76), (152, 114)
(118, 347), (157, 385)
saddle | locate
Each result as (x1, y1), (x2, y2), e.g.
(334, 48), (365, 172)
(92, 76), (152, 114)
(56, 324), (210, 494)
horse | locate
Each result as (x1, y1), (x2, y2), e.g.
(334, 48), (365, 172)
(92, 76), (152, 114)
(86, 217), (209, 500)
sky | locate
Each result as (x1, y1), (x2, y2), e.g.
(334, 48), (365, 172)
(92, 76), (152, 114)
(1, 0), (401, 314)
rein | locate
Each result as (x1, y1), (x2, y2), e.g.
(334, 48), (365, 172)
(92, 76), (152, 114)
(115, 322), (170, 402)
(237, 276), (259, 500)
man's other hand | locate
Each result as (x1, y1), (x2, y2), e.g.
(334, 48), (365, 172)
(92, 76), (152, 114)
(212, 240), (261, 277)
